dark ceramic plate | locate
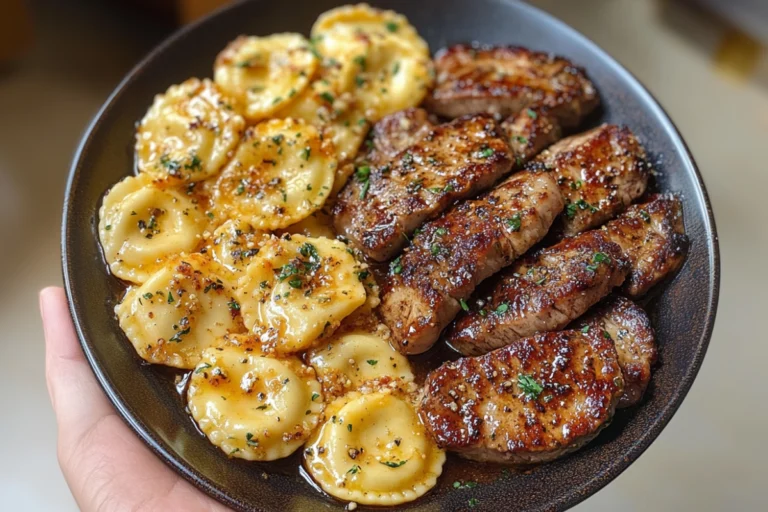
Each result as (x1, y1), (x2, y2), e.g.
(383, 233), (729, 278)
(62, 0), (720, 510)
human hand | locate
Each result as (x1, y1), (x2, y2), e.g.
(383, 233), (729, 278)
(41, 287), (231, 512)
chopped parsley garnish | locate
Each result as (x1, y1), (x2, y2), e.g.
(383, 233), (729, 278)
(288, 278), (303, 289)
(353, 55), (366, 70)
(515, 135), (528, 144)
(639, 209), (651, 222)
(319, 91), (334, 104)
(379, 460), (407, 468)
(355, 165), (370, 180)
(347, 465), (361, 475)
(581, 325), (590, 333)
(236, 181), (246, 195)
(460, 298), (469, 311)
(526, 108), (537, 119)
(392, 61), (401, 75)
(495, 303), (509, 314)
(357, 270), (370, 281)
(570, 180), (582, 190)
(167, 291), (175, 304)
(159, 154), (181, 174)
(385, 21), (399, 32)
(184, 154), (202, 171)
(390, 256), (403, 275)
(300, 146), (311, 161)
(506, 213), (522, 232)
(227, 299), (240, 311)
(603, 330), (613, 340)
(271, 134), (284, 145)
(246, 432), (259, 447)
(347, 424), (353, 432)
(311, 392), (320, 401)
(435, 227), (448, 236)
(453, 481), (478, 490)
(518, 373), (544, 400)
(475, 146), (495, 159)
(586, 251), (610, 272)
(169, 327), (190, 343)
(142, 292), (154, 300)
(194, 363), (211, 374)
(468, 498), (480, 508)
(366, 359), (378, 366)
(431, 243), (441, 256)
(271, 96), (283, 105)
(277, 263), (299, 282)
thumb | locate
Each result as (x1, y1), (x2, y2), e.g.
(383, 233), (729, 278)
(41, 287), (115, 442)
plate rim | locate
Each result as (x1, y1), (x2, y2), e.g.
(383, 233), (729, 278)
(61, 0), (721, 510)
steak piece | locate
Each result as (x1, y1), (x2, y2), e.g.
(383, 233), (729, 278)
(532, 124), (649, 236)
(501, 106), (563, 167)
(601, 194), (688, 297)
(419, 328), (624, 463)
(366, 107), (435, 162)
(379, 170), (564, 355)
(447, 230), (629, 355)
(426, 44), (599, 128)
(332, 114), (513, 261)
(574, 296), (657, 408)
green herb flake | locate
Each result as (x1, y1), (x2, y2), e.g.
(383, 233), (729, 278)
(169, 327), (190, 343)
(639, 209), (651, 222)
(142, 292), (154, 300)
(167, 291), (174, 304)
(495, 303), (509, 314)
(246, 432), (259, 447)
(319, 91), (334, 104)
(390, 256), (403, 275)
(347, 465), (361, 475)
(516, 135), (528, 144)
(195, 363), (212, 374)
(518, 373), (544, 400)
(476, 146), (495, 159)
(311, 392), (320, 401)
(227, 299), (240, 311)
(379, 460), (407, 468)
(526, 108), (538, 119)
(385, 21), (399, 32)
(300, 146), (311, 161)
(506, 213), (522, 232)
(353, 55), (366, 70)
(460, 298), (469, 311)
(347, 424), (353, 432)
(366, 359), (378, 366)
(468, 498), (480, 508)
(581, 325), (590, 333)
(359, 179), (370, 199)
(453, 480), (478, 490)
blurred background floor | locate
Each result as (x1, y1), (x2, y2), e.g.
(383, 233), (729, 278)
(0, 0), (766, 510)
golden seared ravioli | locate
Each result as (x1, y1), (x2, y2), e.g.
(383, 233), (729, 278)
(311, 4), (433, 122)
(212, 118), (336, 230)
(308, 330), (413, 398)
(304, 391), (445, 505)
(207, 219), (269, 274)
(236, 235), (367, 354)
(99, 174), (208, 284)
(188, 335), (324, 461)
(135, 78), (245, 182)
(116, 254), (245, 369)
(214, 34), (318, 122)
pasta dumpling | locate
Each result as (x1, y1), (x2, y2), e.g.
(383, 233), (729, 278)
(135, 78), (245, 182)
(214, 34), (318, 122)
(188, 334), (324, 461)
(236, 235), (367, 354)
(116, 253), (244, 369)
(308, 329), (413, 398)
(212, 118), (336, 230)
(277, 210), (336, 239)
(207, 219), (269, 274)
(99, 174), (208, 283)
(304, 391), (445, 505)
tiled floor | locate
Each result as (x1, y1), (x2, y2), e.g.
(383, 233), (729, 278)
(1, 0), (765, 510)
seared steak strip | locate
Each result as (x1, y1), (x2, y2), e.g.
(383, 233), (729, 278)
(574, 295), (656, 408)
(601, 194), (688, 297)
(427, 44), (599, 128)
(447, 230), (629, 355)
(378, 170), (564, 355)
(501, 106), (562, 167)
(332, 114), (513, 262)
(531, 124), (650, 236)
(419, 328), (623, 464)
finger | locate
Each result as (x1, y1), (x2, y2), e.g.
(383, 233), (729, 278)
(40, 287), (114, 439)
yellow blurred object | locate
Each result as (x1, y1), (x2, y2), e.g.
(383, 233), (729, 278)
(0, 0), (33, 61)
(714, 28), (763, 82)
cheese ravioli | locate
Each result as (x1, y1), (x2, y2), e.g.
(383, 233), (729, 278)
(99, 174), (207, 283)
(188, 335), (323, 461)
(214, 34), (318, 122)
(308, 330), (414, 398)
(207, 219), (269, 274)
(236, 235), (366, 354)
(304, 391), (445, 505)
(116, 254), (244, 369)
(212, 118), (336, 229)
(136, 78), (245, 182)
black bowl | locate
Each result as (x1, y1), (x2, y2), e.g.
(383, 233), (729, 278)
(62, 0), (720, 510)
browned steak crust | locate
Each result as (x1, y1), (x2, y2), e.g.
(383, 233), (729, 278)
(419, 329), (624, 463)
(332, 114), (513, 261)
(427, 44), (599, 128)
(447, 230), (629, 355)
(601, 194), (689, 297)
(501, 106), (563, 167)
(531, 124), (649, 236)
(379, 170), (564, 355)
(574, 296), (657, 408)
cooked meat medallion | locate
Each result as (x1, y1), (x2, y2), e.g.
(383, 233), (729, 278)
(531, 124), (650, 236)
(602, 194), (689, 297)
(378, 170), (564, 355)
(575, 296), (657, 408)
(427, 44), (599, 128)
(333, 114), (514, 262)
(419, 327), (624, 463)
(447, 230), (630, 356)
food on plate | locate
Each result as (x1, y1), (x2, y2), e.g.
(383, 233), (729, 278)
(574, 296), (657, 407)
(212, 118), (336, 230)
(602, 194), (689, 297)
(447, 230), (629, 355)
(531, 124), (650, 236)
(379, 170), (564, 355)
(116, 254), (245, 369)
(427, 44), (599, 127)
(419, 327), (623, 463)
(98, 174), (209, 283)
(307, 328), (414, 398)
(188, 334), (324, 460)
(95, 3), (691, 506)
(235, 235), (367, 354)
(333, 114), (514, 261)
(304, 390), (445, 505)
(213, 34), (318, 122)
(135, 78), (245, 182)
